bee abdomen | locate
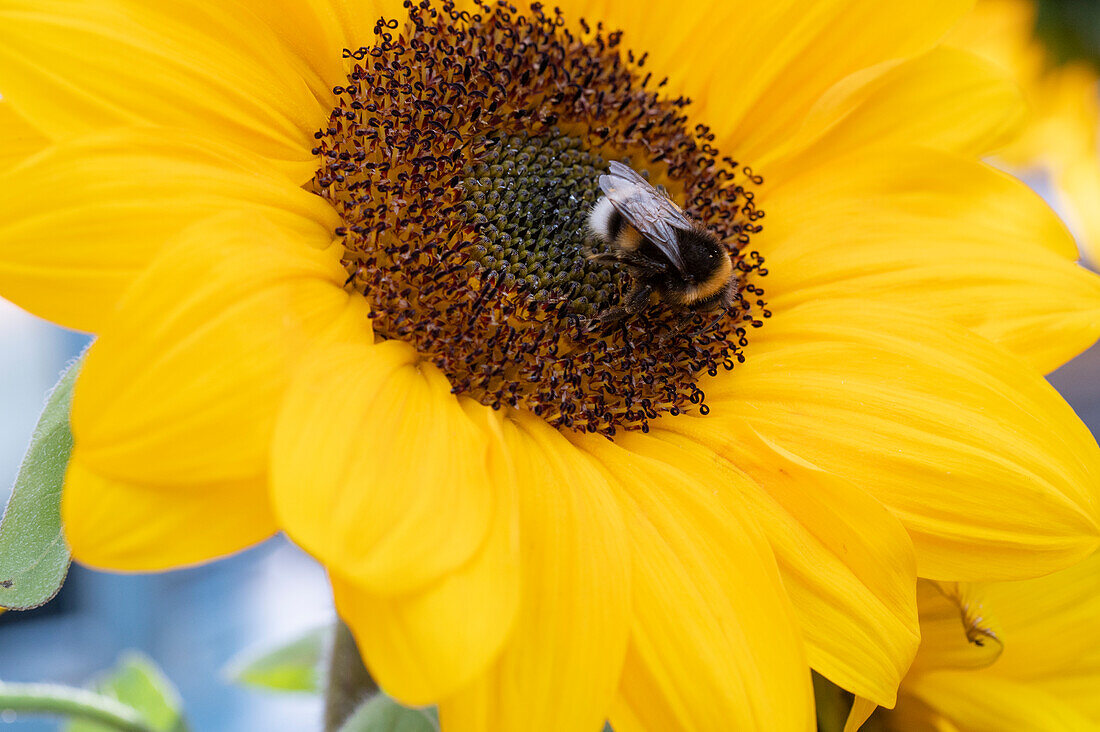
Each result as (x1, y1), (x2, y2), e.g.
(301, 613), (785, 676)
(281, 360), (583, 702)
(589, 196), (624, 241)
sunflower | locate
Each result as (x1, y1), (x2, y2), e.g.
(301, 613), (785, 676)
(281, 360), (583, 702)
(2, 0), (1100, 729)
(947, 0), (1100, 263)
(850, 553), (1100, 731)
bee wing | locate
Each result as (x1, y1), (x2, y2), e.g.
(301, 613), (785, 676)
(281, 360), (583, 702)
(605, 161), (680, 204)
(605, 160), (652, 187)
(600, 162), (692, 274)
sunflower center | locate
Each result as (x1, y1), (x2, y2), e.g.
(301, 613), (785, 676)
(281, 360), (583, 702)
(312, 0), (769, 436)
(461, 129), (619, 315)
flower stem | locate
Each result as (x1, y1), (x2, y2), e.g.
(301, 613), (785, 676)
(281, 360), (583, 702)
(812, 672), (851, 732)
(0, 681), (154, 731)
(323, 620), (377, 732)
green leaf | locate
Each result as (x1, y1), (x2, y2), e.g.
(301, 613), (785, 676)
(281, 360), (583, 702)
(0, 681), (155, 732)
(65, 652), (189, 732)
(0, 357), (81, 610)
(337, 695), (438, 732)
(225, 625), (329, 693)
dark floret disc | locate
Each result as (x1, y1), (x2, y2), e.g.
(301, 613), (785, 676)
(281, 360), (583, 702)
(312, 0), (769, 436)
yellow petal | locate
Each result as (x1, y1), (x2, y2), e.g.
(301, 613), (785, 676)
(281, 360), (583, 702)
(62, 459), (276, 571)
(976, 552), (1100, 681)
(991, 53), (1097, 170)
(650, 422), (918, 708)
(563, 0), (969, 164)
(317, 0), (403, 55)
(909, 581), (1003, 677)
(220, 0), (347, 103)
(943, 0), (1037, 65)
(0, 0), (326, 180)
(944, 0), (1100, 265)
(330, 400), (521, 705)
(901, 556), (1100, 728)
(1058, 150), (1100, 267)
(766, 47), (1023, 172)
(1037, 671), (1100, 725)
(439, 412), (630, 732)
(574, 431), (813, 731)
(904, 671), (1099, 732)
(700, 0), (971, 162)
(883, 695), (964, 732)
(236, 0), (408, 89)
(0, 127), (339, 333)
(272, 341), (496, 596)
(844, 697), (879, 732)
(0, 99), (47, 172)
(70, 214), (364, 515)
(699, 300), (1100, 581)
(758, 147), (1098, 373)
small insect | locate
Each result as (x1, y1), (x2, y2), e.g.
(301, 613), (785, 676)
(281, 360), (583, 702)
(587, 161), (736, 325)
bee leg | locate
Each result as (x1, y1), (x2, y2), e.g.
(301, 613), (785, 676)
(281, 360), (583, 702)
(599, 282), (654, 325)
(657, 317), (692, 344)
(692, 311), (726, 338)
(622, 282), (657, 316)
(666, 281), (737, 341)
(617, 252), (669, 275)
(586, 251), (623, 265)
(660, 300), (729, 345)
(587, 250), (668, 276)
(657, 310), (715, 345)
(595, 305), (629, 328)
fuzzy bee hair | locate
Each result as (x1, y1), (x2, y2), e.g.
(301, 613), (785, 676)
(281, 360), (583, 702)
(587, 162), (737, 323)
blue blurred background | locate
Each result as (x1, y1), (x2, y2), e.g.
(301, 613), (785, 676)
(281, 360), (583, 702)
(0, 299), (335, 730)
(1, 271), (1099, 730)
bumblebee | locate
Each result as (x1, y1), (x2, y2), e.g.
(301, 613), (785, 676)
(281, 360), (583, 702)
(587, 161), (736, 323)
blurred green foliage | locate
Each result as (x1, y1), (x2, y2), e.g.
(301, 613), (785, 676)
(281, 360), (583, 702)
(225, 625), (328, 693)
(65, 653), (189, 732)
(1035, 0), (1100, 72)
(337, 696), (438, 732)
